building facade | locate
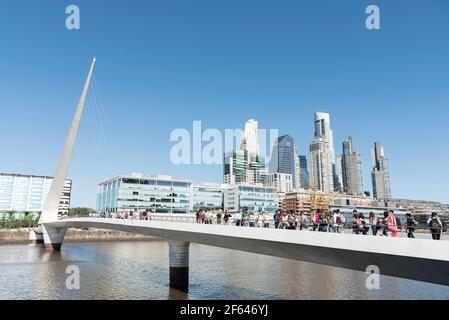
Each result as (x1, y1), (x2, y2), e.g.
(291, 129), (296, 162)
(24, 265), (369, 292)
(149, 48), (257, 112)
(0, 173), (72, 216)
(294, 144), (300, 190)
(269, 135), (297, 189)
(310, 112), (336, 193)
(224, 119), (266, 185)
(309, 138), (334, 192)
(267, 172), (293, 193)
(223, 185), (278, 213)
(240, 119), (260, 155)
(341, 136), (364, 195)
(371, 142), (392, 199)
(192, 183), (224, 212)
(97, 174), (191, 214)
(334, 155), (344, 192)
(298, 155), (310, 190)
(224, 150), (266, 185)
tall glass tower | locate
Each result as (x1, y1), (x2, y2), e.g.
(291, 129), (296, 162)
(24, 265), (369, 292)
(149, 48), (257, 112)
(371, 142), (391, 199)
(341, 137), (363, 195)
(269, 135), (296, 189)
(310, 112), (335, 192)
(298, 155), (310, 189)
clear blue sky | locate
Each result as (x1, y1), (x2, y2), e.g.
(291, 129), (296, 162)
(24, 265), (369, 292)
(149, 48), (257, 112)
(1, 0), (449, 207)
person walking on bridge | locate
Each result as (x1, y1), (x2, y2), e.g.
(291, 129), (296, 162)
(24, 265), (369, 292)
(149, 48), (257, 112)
(235, 212), (242, 226)
(242, 209), (249, 227)
(386, 210), (399, 238)
(216, 212), (223, 225)
(428, 212), (444, 240)
(196, 210), (203, 224)
(249, 212), (256, 227)
(332, 210), (343, 233)
(257, 211), (264, 228)
(406, 213), (417, 239)
(369, 212), (379, 236)
(312, 210), (321, 232)
(263, 212), (270, 228)
(299, 211), (307, 231)
(273, 210), (281, 229)
(223, 210), (232, 226)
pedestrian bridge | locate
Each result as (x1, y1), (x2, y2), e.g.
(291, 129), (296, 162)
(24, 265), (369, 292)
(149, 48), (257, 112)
(36, 58), (449, 292)
(41, 217), (449, 291)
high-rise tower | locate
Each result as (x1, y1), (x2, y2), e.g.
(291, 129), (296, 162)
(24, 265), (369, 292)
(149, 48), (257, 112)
(371, 142), (391, 199)
(341, 136), (363, 195)
(309, 112), (335, 192)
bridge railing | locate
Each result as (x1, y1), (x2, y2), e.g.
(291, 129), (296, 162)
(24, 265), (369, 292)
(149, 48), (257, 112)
(62, 214), (447, 235)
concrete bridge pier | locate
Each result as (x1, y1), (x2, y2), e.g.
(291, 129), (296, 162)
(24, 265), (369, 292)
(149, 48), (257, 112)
(42, 224), (67, 251)
(168, 240), (190, 292)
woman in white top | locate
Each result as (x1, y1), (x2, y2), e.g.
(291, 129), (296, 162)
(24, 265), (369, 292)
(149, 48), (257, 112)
(257, 212), (263, 228)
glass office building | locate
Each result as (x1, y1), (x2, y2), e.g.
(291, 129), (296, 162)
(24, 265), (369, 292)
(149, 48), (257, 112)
(192, 184), (224, 211)
(269, 135), (296, 188)
(224, 185), (278, 213)
(0, 173), (72, 217)
(298, 155), (310, 189)
(97, 174), (192, 214)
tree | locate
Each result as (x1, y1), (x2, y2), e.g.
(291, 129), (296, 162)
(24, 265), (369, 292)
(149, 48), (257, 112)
(68, 207), (95, 217)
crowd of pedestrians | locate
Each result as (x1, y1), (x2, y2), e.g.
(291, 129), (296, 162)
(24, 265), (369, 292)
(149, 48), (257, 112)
(99, 207), (447, 241)
(194, 208), (447, 240)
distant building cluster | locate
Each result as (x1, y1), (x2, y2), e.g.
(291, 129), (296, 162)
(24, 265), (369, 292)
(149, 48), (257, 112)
(95, 113), (397, 215)
(223, 114), (391, 200)
(4, 113), (446, 218)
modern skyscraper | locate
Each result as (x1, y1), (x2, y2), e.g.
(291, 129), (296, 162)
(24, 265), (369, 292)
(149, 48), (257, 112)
(294, 144), (300, 190)
(269, 135), (296, 189)
(334, 155), (344, 192)
(246, 152), (266, 185)
(371, 142), (392, 199)
(298, 155), (310, 190)
(240, 119), (260, 155)
(341, 137), (363, 195)
(224, 119), (266, 185)
(223, 150), (246, 185)
(314, 112), (335, 161)
(309, 112), (335, 192)
(309, 138), (334, 192)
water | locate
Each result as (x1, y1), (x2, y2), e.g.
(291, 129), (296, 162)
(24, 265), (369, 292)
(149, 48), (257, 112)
(0, 241), (448, 300)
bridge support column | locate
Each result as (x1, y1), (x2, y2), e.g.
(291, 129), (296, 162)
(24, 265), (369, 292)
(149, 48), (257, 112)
(42, 224), (67, 251)
(168, 241), (190, 292)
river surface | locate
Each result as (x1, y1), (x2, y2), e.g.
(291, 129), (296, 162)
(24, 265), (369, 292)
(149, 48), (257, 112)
(0, 241), (448, 300)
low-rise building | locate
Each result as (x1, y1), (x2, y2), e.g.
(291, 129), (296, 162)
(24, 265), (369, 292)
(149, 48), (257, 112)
(0, 172), (72, 219)
(191, 183), (224, 212)
(97, 173), (191, 214)
(224, 184), (278, 213)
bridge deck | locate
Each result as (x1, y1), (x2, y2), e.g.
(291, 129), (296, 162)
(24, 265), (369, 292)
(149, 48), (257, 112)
(50, 218), (449, 287)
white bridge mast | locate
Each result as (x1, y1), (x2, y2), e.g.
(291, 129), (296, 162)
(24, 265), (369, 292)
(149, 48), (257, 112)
(39, 58), (96, 223)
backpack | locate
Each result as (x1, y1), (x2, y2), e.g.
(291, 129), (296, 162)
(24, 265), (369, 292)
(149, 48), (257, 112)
(430, 219), (441, 230)
(336, 216), (342, 225)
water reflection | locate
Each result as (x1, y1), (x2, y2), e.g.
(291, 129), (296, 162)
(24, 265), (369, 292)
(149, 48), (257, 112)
(0, 241), (448, 300)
